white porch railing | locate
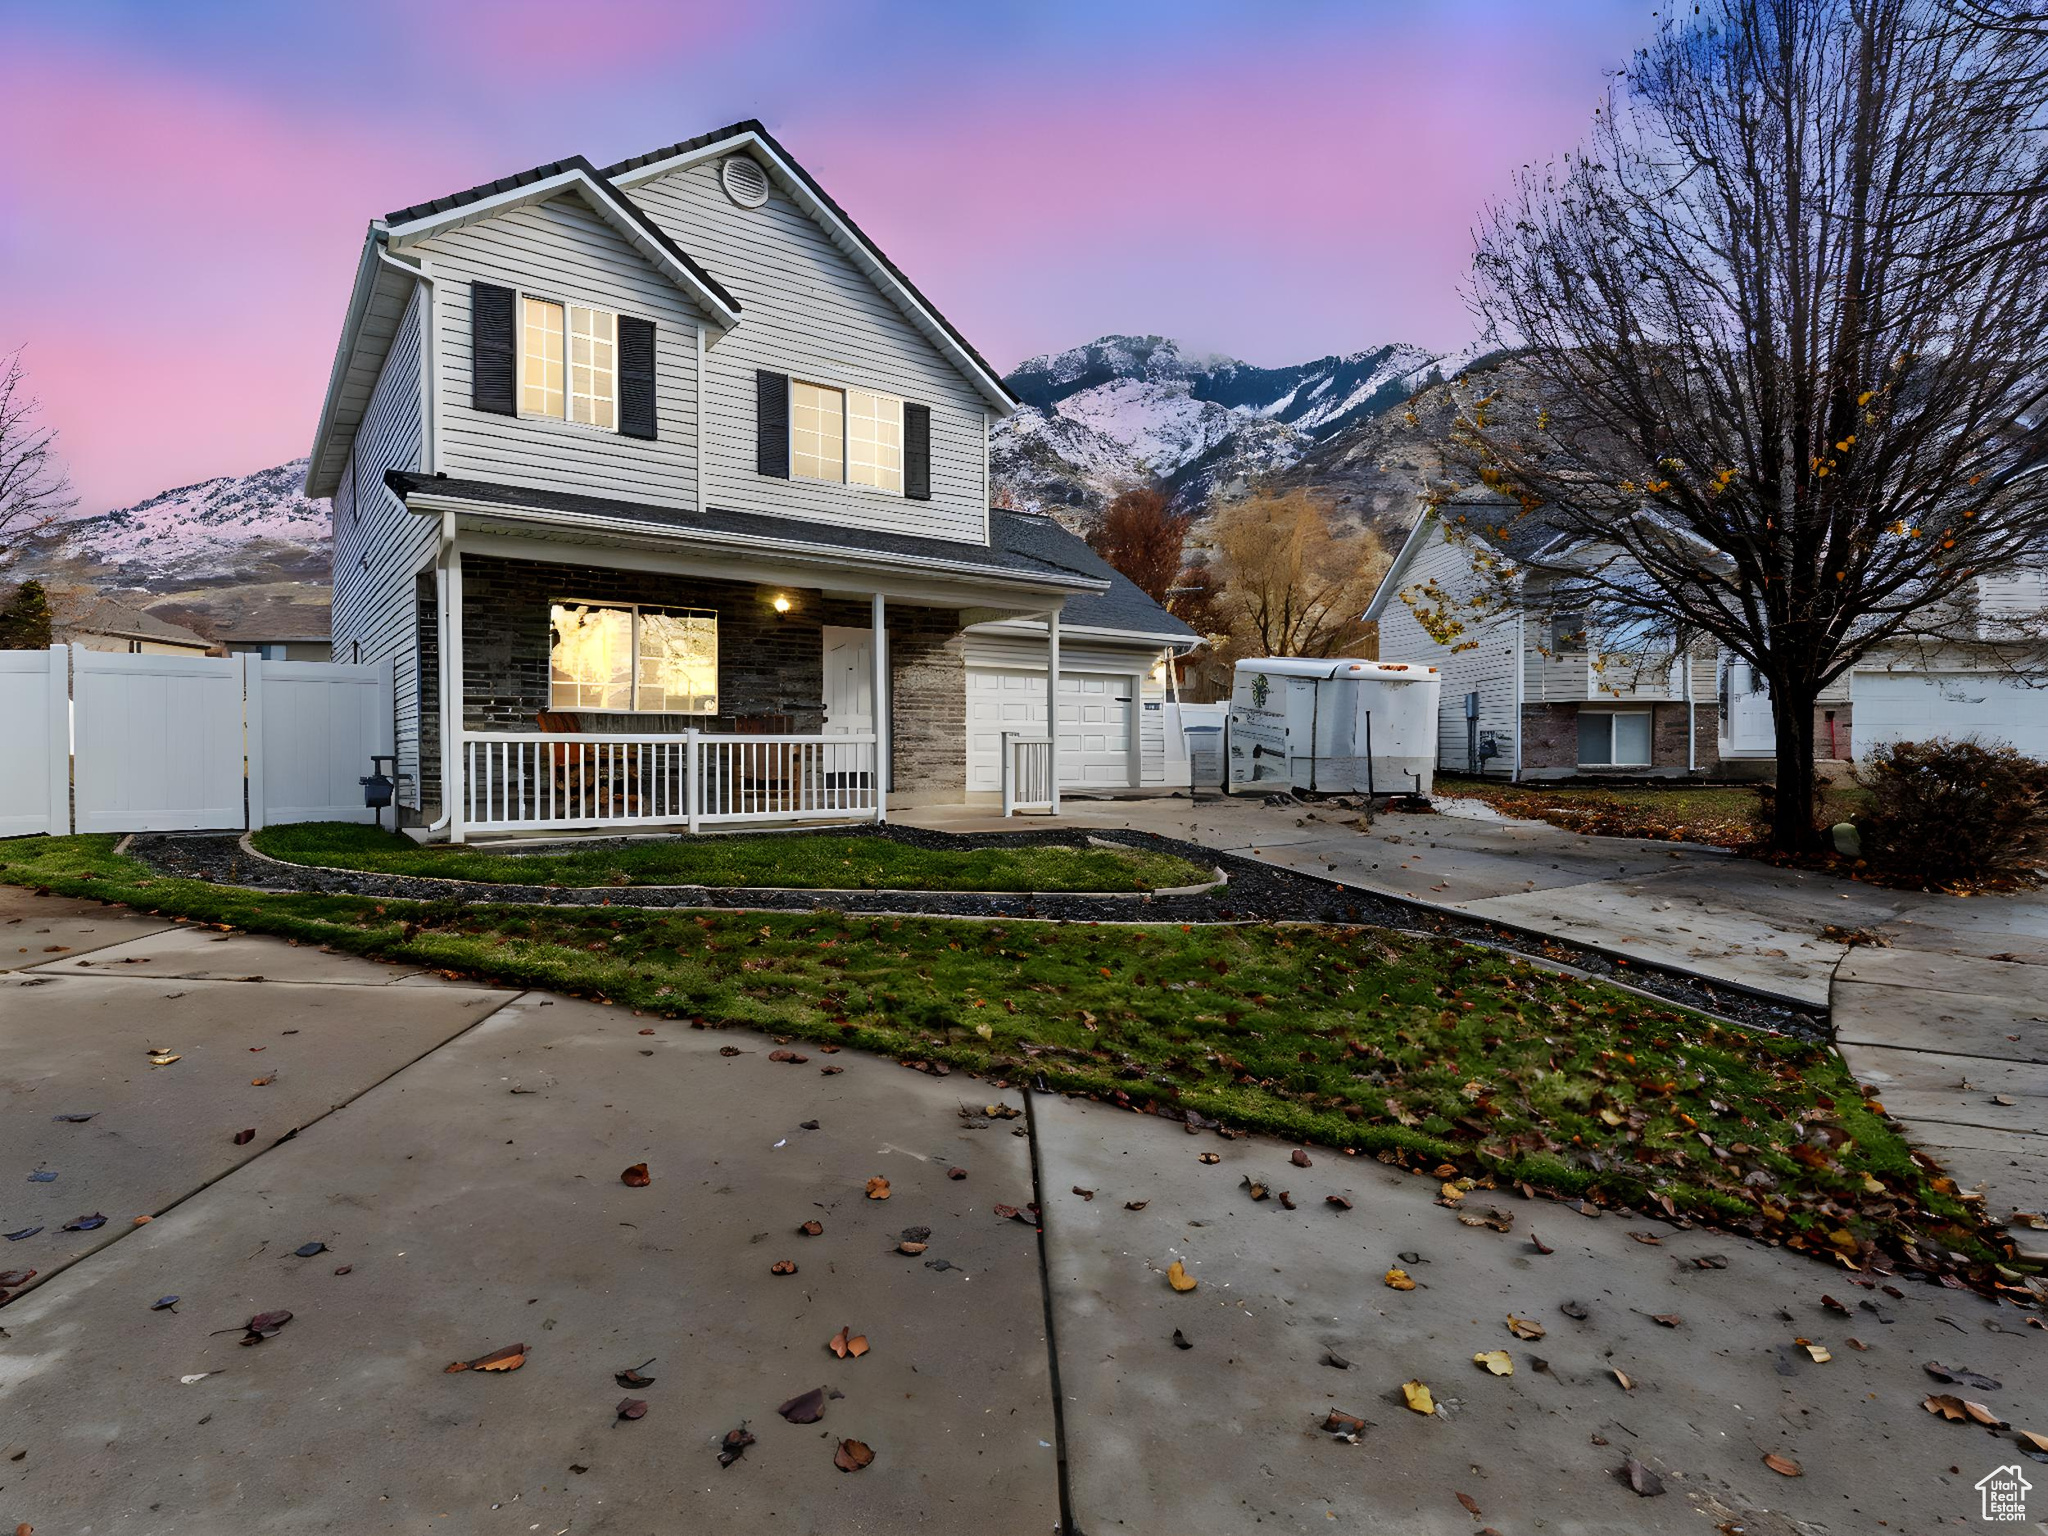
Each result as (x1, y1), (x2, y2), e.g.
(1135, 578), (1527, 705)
(1001, 732), (1054, 816)
(460, 730), (879, 835)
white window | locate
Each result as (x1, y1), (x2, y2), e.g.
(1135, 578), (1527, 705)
(1578, 708), (1653, 766)
(790, 380), (904, 490)
(791, 380), (844, 482)
(550, 602), (717, 714)
(847, 389), (903, 492)
(521, 297), (616, 430)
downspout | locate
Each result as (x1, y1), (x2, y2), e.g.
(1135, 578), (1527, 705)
(1511, 610), (1526, 782)
(1684, 648), (1697, 774)
(426, 514), (457, 834)
(375, 244), (436, 475)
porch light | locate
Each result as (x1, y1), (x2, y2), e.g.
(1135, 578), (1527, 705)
(771, 594), (792, 614)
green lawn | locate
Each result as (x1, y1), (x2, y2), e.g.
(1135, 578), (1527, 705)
(249, 822), (1215, 893)
(1, 832), (2012, 1281)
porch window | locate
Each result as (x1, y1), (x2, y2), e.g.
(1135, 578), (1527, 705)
(1578, 707), (1652, 766)
(521, 297), (616, 430)
(549, 602), (717, 714)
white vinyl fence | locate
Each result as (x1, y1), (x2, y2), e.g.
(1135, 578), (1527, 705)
(0, 645), (393, 837)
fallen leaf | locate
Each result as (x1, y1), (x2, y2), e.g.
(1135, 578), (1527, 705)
(1456, 1492), (1482, 1518)
(799, 1220), (823, 1237)
(1323, 1409), (1366, 1435)
(1691, 1253), (1729, 1269)
(1072, 1186), (1095, 1201)
(1845, 1337), (1866, 1350)
(1473, 1350), (1513, 1376)
(293, 1242), (326, 1258)
(717, 1423), (755, 1467)
(718, 1046), (742, 1057)
(232, 1129), (255, 1145)
(1325, 1194), (1353, 1211)
(50, 1113), (97, 1123)
(249, 1073), (275, 1087)
(4, 1227), (43, 1242)
(1762, 1453), (1802, 1477)
(1820, 1294), (1851, 1315)
(615, 1360), (657, 1387)
(1561, 1301), (1590, 1321)
(1651, 1313), (1682, 1328)
(897, 1242), (928, 1256)
(820, 1065), (844, 1075)
(148, 1053), (180, 1066)
(947, 1167), (967, 1180)
(1291, 1149), (1313, 1168)
(1173, 1329), (1193, 1351)
(1324, 1350), (1350, 1369)
(1621, 1456), (1665, 1496)
(1401, 1379), (1435, 1415)
(767, 1049), (809, 1064)
(833, 1438), (874, 1472)
(1278, 1190), (1297, 1209)
(865, 1176), (891, 1200)
(2017, 1430), (2048, 1452)
(151, 1295), (179, 1311)
(238, 1309), (293, 1346)
(1628, 1231), (1662, 1246)
(770, 1259), (797, 1275)
(829, 1327), (868, 1359)
(615, 1397), (649, 1421)
(1529, 1231), (1554, 1254)
(1198, 1152), (1221, 1165)
(0, 1269), (33, 1287)
(1802, 1341), (1832, 1364)
(1505, 1314), (1545, 1340)
(1384, 1268), (1417, 1291)
(61, 1213), (107, 1232)
(778, 1387), (826, 1424)
(1923, 1361), (2002, 1390)
(446, 1343), (526, 1373)
(1925, 1394), (1969, 1421)
(1166, 1260), (1197, 1293)
(620, 1163), (650, 1188)
(1242, 1177), (1268, 1201)
(1124, 1200), (1148, 1211)
(1612, 1369), (1633, 1391)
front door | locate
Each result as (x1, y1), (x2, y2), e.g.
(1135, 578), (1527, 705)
(821, 627), (873, 735)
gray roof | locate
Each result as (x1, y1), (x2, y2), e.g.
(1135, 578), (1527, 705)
(385, 472), (1107, 590)
(990, 510), (1198, 642)
(53, 593), (213, 648)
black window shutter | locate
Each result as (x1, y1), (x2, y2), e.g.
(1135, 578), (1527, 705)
(618, 317), (657, 439)
(756, 370), (790, 477)
(470, 282), (517, 415)
(903, 403), (932, 500)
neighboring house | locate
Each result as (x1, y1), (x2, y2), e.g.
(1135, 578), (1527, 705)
(216, 607), (334, 663)
(309, 121), (1196, 837)
(52, 593), (215, 657)
(1366, 498), (2048, 777)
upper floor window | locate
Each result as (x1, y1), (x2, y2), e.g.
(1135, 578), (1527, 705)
(521, 297), (616, 431)
(790, 380), (904, 493)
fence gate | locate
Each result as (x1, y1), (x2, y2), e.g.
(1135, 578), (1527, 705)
(0, 648), (69, 837)
(248, 658), (395, 828)
(72, 649), (248, 833)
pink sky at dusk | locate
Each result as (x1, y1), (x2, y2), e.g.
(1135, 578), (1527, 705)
(0, 0), (1656, 513)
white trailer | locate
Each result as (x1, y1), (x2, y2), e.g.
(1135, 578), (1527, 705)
(1226, 658), (1442, 796)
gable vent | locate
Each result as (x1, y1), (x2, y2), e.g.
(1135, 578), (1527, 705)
(719, 155), (770, 208)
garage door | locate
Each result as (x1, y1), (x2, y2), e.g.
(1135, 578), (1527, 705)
(1855, 670), (2048, 762)
(966, 668), (1135, 791)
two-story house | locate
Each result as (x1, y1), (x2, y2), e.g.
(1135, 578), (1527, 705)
(309, 122), (1196, 839)
(1366, 495), (2048, 778)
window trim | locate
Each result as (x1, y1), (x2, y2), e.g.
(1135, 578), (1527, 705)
(785, 374), (909, 497)
(514, 291), (622, 436)
(548, 598), (719, 715)
(1576, 706), (1654, 768)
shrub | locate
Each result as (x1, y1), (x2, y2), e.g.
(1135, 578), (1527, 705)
(1853, 738), (2048, 886)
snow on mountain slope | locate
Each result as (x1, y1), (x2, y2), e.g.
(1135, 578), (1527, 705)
(993, 335), (1454, 518)
(54, 459), (327, 582)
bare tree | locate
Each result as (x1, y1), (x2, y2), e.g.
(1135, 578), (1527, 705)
(1455, 0), (2048, 851)
(0, 348), (76, 571)
(1086, 487), (1190, 604)
(1206, 490), (1384, 660)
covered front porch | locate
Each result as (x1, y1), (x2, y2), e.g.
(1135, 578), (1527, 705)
(402, 480), (1105, 841)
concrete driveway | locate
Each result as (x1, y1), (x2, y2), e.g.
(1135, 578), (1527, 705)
(2, 883), (2044, 1533)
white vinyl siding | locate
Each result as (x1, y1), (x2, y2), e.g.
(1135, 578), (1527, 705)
(624, 156), (989, 542)
(417, 194), (702, 507)
(329, 285), (432, 806)
(1374, 519), (1521, 776)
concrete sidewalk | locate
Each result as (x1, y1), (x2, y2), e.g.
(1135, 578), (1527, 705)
(2, 885), (2043, 1533)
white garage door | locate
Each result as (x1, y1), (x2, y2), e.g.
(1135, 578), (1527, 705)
(966, 668), (1135, 791)
(1855, 670), (2048, 762)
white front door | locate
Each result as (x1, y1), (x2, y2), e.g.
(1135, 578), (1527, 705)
(822, 627), (873, 735)
(1722, 659), (1775, 755)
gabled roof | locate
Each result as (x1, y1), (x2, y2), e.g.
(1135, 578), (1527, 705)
(604, 121), (1018, 416)
(1362, 493), (1564, 620)
(381, 154), (740, 328)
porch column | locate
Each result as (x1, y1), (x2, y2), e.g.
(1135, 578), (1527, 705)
(1046, 606), (1061, 816)
(870, 591), (888, 823)
(446, 545), (466, 843)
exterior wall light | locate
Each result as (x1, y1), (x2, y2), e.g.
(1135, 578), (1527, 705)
(771, 594), (792, 614)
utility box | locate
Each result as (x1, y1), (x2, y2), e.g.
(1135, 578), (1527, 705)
(1227, 658), (1442, 796)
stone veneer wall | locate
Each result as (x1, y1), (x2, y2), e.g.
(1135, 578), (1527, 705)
(409, 555), (966, 817)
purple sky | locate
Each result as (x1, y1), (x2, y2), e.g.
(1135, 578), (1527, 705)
(0, 0), (1655, 512)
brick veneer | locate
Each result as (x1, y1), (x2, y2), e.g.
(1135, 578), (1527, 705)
(410, 556), (966, 816)
(1515, 699), (1850, 779)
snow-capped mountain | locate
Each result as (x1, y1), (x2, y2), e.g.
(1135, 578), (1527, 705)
(992, 335), (1457, 517)
(52, 458), (328, 583)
